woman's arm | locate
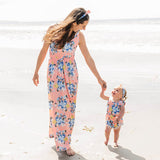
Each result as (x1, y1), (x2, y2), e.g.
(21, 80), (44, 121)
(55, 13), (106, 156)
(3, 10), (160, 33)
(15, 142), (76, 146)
(32, 41), (50, 86)
(33, 25), (55, 74)
(34, 42), (50, 74)
(79, 31), (106, 88)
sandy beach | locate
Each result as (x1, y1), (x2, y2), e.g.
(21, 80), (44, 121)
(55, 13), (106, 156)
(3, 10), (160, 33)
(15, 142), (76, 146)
(0, 20), (160, 160)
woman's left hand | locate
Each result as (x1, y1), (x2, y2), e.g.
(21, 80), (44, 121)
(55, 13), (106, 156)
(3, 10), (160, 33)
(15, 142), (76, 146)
(98, 79), (107, 89)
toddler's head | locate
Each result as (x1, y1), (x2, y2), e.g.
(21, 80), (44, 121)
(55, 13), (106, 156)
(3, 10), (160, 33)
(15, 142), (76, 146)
(111, 85), (127, 101)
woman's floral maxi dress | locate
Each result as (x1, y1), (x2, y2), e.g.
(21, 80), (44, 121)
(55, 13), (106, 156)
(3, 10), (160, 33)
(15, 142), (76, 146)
(47, 31), (79, 151)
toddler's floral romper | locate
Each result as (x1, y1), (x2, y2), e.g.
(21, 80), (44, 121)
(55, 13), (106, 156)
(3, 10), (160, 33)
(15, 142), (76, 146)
(47, 31), (79, 151)
(106, 97), (125, 129)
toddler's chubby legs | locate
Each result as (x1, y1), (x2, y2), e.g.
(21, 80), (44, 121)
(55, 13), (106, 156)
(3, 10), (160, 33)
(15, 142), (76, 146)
(104, 126), (111, 145)
(113, 127), (121, 147)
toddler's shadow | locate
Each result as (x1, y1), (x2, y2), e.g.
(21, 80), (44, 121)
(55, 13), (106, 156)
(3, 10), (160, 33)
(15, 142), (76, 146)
(52, 146), (88, 160)
(108, 145), (146, 160)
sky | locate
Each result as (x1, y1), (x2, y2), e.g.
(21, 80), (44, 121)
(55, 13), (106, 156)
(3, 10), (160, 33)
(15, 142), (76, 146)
(0, 0), (160, 21)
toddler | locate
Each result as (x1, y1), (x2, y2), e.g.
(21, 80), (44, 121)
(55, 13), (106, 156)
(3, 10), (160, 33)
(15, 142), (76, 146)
(100, 85), (127, 147)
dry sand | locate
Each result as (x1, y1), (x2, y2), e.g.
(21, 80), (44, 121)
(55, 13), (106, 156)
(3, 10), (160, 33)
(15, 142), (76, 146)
(0, 46), (160, 160)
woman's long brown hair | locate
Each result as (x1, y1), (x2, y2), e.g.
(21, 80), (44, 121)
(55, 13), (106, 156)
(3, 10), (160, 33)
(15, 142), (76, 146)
(43, 8), (89, 49)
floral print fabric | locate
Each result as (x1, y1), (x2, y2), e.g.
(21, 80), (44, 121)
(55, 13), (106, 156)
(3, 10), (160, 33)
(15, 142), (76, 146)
(106, 97), (125, 129)
(47, 31), (79, 151)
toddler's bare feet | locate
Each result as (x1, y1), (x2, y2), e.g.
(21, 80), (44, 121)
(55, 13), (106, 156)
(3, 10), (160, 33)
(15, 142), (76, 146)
(66, 148), (75, 156)
(114, 142), (118, 148)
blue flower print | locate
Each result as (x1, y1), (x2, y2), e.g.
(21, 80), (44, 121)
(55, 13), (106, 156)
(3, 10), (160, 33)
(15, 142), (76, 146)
(58, 146), (66, 151)
(48, 80), (54, 93)
(49, 100), (54, 110)
(57, 76), (65, 91)
(68, 118), (75, 128)
(118, 101), (125, 108)
(70, 102), (76, 113)
(62, 41), (75, 52)
(112, 103), (120, 114)
(49, 117), (53, 128)
(48, 63), (55, 75)
(67, 83), (76, 96)
(56, 131), (66, 143)
(68, 134), (71, 144)
(107, 120), (114, 128)
(55, 113), (66, 126)
(49, 134), (54, 138)
(55, 116), (63, 126)
(67, 62), (74, 76)
(57, 59), (64, 72)
(57, 96), (67, 110)
(50, 42), (57, 53)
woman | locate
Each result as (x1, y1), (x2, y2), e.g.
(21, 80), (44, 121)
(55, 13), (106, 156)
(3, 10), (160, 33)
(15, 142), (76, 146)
(32, 8), (106, 156)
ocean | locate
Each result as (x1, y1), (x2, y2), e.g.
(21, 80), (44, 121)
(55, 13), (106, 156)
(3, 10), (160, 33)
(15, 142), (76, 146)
(1, 19), (160, 53)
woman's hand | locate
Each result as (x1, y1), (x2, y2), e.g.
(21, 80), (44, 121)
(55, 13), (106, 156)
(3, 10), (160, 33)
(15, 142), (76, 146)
(32, 73), (39, 86)
(98, 79), (107, 90)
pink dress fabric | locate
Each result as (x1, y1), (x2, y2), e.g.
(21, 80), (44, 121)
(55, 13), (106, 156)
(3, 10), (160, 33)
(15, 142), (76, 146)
(47, 31), (79, 151)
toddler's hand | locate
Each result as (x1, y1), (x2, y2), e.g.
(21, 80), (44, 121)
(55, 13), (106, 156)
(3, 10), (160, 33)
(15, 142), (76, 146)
(114, 117), (120, 123)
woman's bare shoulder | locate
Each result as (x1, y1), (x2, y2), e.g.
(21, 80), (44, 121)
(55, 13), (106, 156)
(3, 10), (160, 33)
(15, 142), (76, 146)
(79, 31), (84, 37)
(79, 31), (86, 46)
(79, 31), (85, 41)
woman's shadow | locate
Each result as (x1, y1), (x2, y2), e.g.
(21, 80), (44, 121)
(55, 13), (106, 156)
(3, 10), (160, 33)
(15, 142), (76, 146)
(108, 145), (146, 160)
(52, 146), (88, 160)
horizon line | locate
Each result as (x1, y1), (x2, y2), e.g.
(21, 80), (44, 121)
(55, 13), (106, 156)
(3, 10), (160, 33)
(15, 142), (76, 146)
(1, 17), (160, 25)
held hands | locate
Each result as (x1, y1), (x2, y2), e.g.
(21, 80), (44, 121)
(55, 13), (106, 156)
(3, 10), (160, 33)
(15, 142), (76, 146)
(32, 73), (39, 86)
(98, 79), (107, 90)
(99, 79), (109, 100)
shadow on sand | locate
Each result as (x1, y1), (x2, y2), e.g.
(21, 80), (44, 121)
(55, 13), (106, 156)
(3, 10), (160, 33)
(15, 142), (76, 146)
(52, 146), (88, 160)
(108, 145), (146, 160)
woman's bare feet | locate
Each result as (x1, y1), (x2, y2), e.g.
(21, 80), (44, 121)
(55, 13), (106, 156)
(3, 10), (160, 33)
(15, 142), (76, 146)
(66, 148), (75, 156)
